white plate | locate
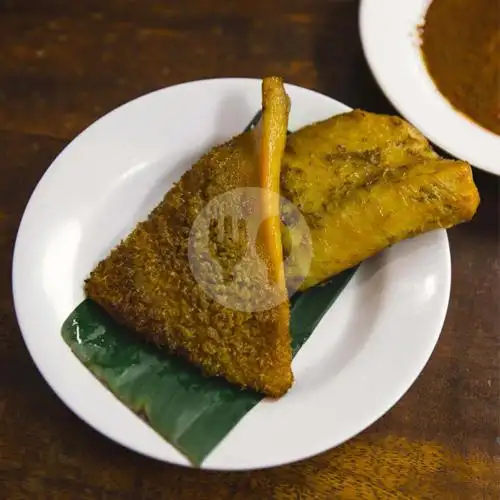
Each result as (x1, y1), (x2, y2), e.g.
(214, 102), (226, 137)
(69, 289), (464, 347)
(13, 78), (451, 471)
(359, 0), (500, 176)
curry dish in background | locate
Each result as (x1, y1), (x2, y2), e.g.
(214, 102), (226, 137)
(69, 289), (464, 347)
(420, 0), (500, 136)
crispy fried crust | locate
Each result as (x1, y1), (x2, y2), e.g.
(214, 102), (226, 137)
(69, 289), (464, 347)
(85, 77), (293, 398)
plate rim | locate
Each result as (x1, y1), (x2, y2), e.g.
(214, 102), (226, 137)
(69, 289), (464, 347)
(358, 0), (500, 176)
(12, 77), (452, 471)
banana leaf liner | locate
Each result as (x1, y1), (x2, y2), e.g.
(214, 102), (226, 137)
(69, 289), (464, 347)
(61, 267), (356, 466)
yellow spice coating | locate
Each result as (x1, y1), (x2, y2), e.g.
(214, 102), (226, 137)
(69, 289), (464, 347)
(281, 110), (479, 289)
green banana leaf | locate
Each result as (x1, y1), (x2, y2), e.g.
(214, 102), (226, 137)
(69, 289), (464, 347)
(61, 267), (357, 466)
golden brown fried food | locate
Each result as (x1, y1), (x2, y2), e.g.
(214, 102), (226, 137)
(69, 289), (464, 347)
(85, 77), (293, 398)
(281, 110), (479, 289)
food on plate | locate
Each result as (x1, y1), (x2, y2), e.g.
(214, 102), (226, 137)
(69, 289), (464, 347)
(85, 77), (293, 398)
(281, 109), (480, 289)
(420, 0), (499, 135)
(84, 77), (480, 398)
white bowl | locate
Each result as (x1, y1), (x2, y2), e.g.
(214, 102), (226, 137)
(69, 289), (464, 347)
(360, 0), (500, 176)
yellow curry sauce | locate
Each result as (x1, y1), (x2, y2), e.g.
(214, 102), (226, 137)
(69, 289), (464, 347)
(421, 0), (500, 135)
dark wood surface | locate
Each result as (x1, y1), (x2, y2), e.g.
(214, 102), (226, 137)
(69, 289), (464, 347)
(0, 1), (499, 498)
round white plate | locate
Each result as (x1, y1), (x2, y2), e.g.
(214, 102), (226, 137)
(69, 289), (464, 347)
(359, 0), (500, 176)
(13, 78), (451, 471)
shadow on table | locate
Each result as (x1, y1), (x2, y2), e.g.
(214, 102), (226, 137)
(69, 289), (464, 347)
(312, 0), (397, 114)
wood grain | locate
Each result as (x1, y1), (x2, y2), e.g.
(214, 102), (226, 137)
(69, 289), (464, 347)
(0, 0), (498, 498)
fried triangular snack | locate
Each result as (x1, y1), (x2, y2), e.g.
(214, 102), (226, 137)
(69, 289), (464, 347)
(85, 77), (293, 397)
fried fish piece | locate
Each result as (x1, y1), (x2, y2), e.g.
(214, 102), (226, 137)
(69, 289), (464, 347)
(85, 77), (293, 397)
(281, 110), (479, 290)
(281, 109), (439, 217)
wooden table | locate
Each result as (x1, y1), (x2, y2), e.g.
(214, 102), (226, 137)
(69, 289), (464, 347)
(1, 1), (498, 498)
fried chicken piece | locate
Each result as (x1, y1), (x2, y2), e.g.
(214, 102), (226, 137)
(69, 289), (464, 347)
(85, 77), (293, 397)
